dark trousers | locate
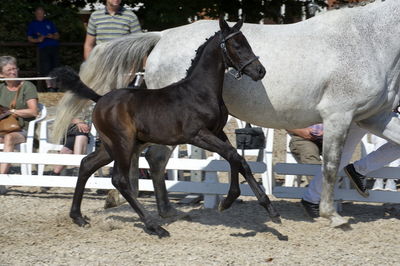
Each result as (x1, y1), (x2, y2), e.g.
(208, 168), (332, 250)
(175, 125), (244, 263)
(38, 46), (60, 91)
(38, 46), (60, 76)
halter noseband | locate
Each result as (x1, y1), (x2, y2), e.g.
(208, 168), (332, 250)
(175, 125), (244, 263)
(220, 31), (260, 80)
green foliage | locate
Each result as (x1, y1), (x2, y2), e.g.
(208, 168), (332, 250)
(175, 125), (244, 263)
(0, 0), (86, 42)
(123, 0), (328, 30)
(0, 0), (86, 75)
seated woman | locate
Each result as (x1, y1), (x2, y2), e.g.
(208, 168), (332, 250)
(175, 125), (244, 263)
(51, 117), (91, 175)
(0, 56), (38, 194)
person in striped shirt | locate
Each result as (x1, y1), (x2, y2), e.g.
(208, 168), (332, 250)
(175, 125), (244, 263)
(84, 0), (142, 59)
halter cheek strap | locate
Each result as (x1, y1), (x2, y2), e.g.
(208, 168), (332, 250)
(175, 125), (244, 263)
(220, 31), (260, 80)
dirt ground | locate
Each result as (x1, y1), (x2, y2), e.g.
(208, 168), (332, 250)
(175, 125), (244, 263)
(1, 93), (400, 265)
(1, 187), (400, 265)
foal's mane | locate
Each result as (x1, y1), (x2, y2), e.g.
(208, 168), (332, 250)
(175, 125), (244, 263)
(185, 31), (220, 77)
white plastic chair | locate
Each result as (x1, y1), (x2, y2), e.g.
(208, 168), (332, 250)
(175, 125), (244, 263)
(37, 119), (97, 175)
(229, 116), (274, 194)
(284, 134), (304, 187)
(0, 103), (47, 174)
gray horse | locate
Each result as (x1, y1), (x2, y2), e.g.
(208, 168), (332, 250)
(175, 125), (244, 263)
(54, 0), (400, 227)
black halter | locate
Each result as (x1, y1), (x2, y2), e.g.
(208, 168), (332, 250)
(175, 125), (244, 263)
(220, 31), (260, 80)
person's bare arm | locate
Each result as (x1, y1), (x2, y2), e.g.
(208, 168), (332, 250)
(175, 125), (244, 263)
(286, 128), (314, 140)
(12, 99), (38, 118)
(27, 35), (44, 44)
(46, 32), (60, 40)
(83, 34), (96, 60)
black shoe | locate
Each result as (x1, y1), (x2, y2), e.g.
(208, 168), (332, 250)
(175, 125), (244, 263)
(343, 164), (369, 197)
(301, 199), (319, 218)
(96, 189), (109, 195)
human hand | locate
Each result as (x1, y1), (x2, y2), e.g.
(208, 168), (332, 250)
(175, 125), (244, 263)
(76, 122), (90, 133)
(37, 33), (45, 42)
(289, 128), (315, 140)
(46, 33), (53, 39)
(0, 106), (12, 119)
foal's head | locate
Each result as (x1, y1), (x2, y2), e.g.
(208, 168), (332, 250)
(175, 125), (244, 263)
(219, 18), (266, 81)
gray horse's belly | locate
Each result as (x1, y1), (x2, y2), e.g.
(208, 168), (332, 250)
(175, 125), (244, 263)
(222, 75), (321, 129)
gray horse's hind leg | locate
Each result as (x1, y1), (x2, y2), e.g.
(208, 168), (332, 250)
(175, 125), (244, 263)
(320, 113), (353, 227)
(145, 145), (178, 218)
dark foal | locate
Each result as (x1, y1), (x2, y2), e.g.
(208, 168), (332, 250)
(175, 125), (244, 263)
(52, 18), (280, 238)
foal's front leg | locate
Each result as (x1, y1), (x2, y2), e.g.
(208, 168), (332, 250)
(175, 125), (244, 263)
(190, 129), (281, 223)
(214, 131), (241, 211)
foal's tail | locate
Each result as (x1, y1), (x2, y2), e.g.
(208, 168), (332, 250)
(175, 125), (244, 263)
(51, 66), (101, 103)
(52, 32), (162, 143)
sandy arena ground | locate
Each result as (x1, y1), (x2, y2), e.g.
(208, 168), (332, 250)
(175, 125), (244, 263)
(1, 187), (400, 265)
(1, 93), (400, 265)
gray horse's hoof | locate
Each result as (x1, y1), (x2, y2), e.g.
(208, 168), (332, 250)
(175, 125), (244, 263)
(329, 215), (349, 228)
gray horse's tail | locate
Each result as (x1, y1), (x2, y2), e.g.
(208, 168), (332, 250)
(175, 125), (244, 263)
(52, 32), (162, 142)
(51, 66), (101, 103)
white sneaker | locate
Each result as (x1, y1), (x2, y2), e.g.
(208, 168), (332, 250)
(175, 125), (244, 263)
(0, 185), (7, 195)
(385, 179), (397, 192)
(372, 178), (384, 191)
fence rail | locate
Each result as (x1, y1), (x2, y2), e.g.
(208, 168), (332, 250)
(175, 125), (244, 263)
(0, 152), (267, 208)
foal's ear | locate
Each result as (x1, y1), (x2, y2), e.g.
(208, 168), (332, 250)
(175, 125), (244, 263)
(219, 17), (230, 33)
(232, 19), (243, 31)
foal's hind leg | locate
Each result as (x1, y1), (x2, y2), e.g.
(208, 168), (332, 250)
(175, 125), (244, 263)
(145, 144), (177, 218)
(190, 129), (281, 223)
(70, 144), (112, 227)
(110, 140), (170, 238)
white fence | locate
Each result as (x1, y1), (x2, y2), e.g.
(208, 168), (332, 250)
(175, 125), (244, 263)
(0, 152), (267, 208)
(273, 163), (400, 204)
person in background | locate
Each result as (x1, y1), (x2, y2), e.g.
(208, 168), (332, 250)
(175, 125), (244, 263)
(287, 124), (323, 185)
(0, 56), (38, 194)
(367, 136), (398, 191)
(301, 123), (400, 219)
(83, 0), (142, 200)
(83, 0), (142, 60)
(49, 118), (91, 176)
(27, 6), (60, 92)
(286, 124), (326, 218)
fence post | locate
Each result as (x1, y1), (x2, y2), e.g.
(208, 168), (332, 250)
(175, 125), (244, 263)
(203, 171), (220, 208)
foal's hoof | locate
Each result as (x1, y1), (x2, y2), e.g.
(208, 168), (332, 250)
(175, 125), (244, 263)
(159, 206), (178, 218)
(270, 215), (282, 224)
(72, 216), (91, 228)
(218, 198), (233, 212)
(145, 225), (170, 238)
